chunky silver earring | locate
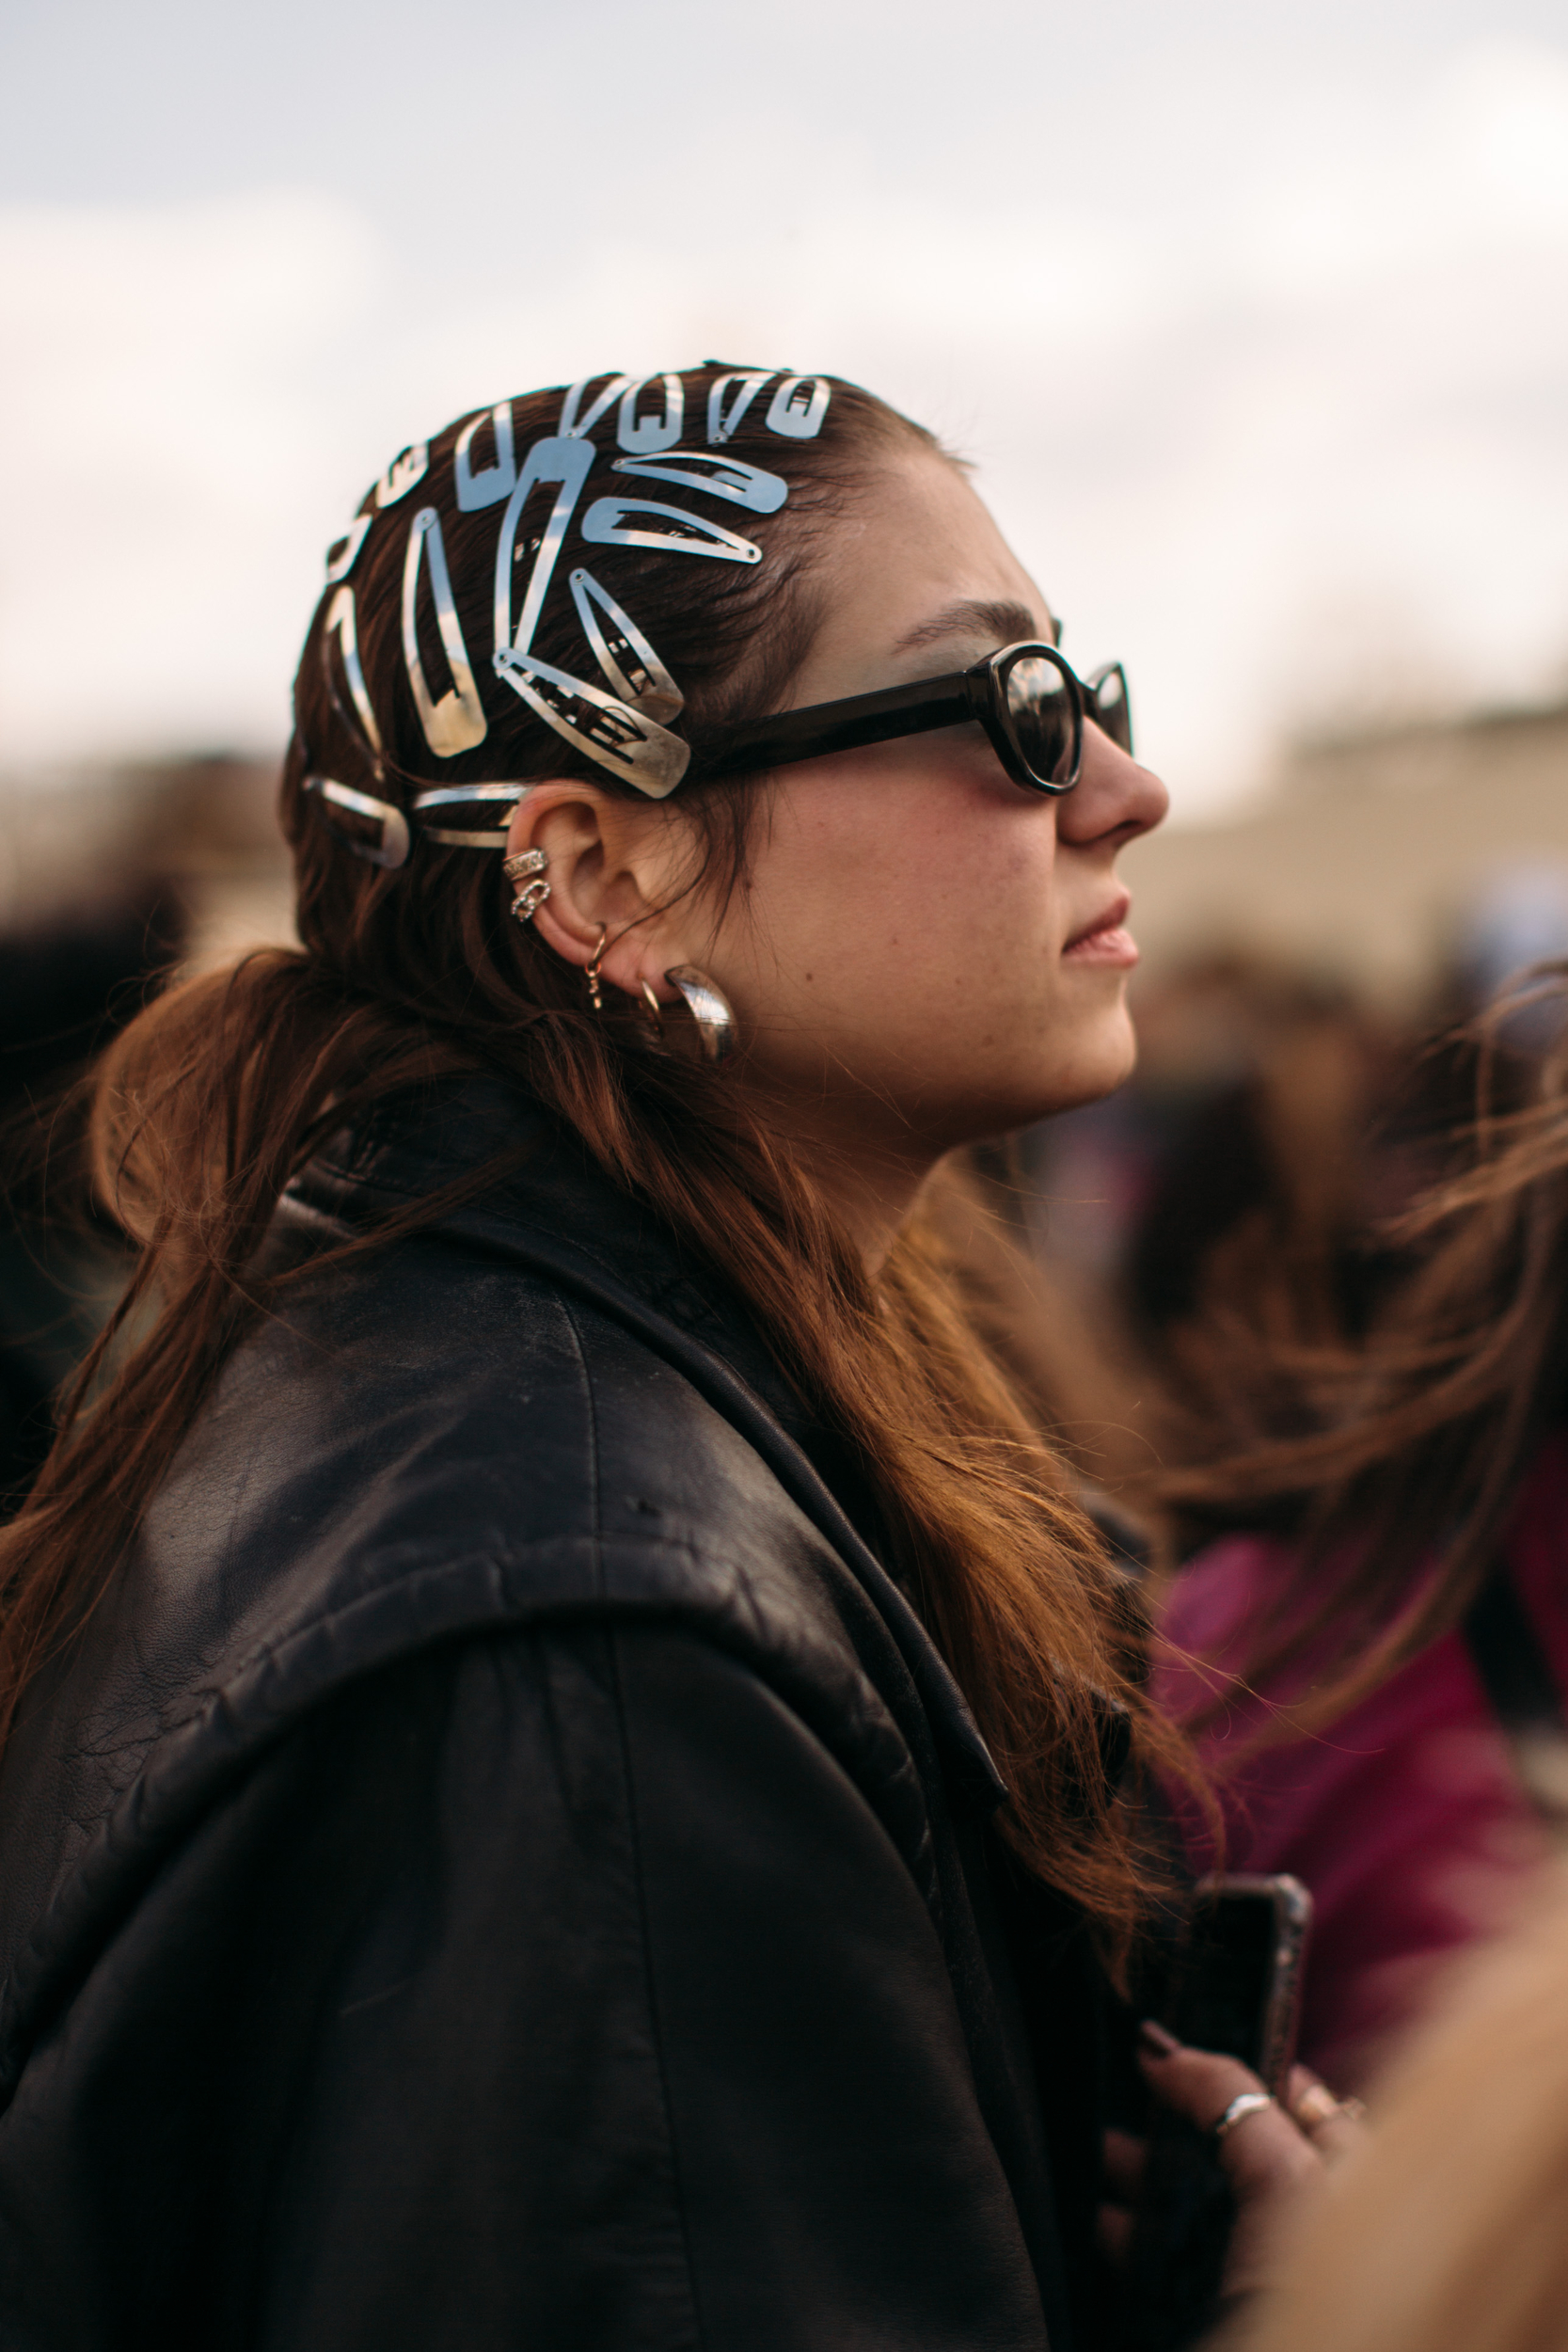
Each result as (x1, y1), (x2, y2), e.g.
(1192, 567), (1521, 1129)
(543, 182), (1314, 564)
(502, 846), (550, 923)
(664, 966), (737, 1065)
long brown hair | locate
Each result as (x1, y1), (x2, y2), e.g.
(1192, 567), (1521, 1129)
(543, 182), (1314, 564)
(1, 364), (1196, 1955)
(1154, 977), (1568, 1733)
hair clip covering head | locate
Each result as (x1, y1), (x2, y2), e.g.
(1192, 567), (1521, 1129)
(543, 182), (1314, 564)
(493, 646), (689, 799)
(309, 366), (837, 868)
(306, 777), (410, 867)
(403, 508), (488, 756)
(453, 405), (518, 512)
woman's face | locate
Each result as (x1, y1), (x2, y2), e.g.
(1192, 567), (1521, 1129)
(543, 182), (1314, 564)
(519, 439), (1169, 1230)
(696, 445), (1168, 1162)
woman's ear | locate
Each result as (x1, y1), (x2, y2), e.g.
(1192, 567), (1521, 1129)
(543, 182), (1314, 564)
(503, 782), (698, 1005)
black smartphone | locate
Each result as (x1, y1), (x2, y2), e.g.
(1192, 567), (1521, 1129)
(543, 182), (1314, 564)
(1169, 1873), (1312, 2088)
(1117, 1874), (1313, 2352)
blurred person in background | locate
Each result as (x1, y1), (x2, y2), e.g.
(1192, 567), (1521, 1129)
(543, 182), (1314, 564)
(0, 876), (185, 1509)
(1152, 961), (1568, 2091)
(1220, 1858), (1568, 2352)
(0, 361), (1317, 2351)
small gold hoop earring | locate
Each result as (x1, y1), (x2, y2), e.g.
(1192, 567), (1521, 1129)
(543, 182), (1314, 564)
(585, 925), (609, 1015)
(639, 981), (664, 1027)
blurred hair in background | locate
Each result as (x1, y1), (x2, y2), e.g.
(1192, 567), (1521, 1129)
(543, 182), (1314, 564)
(0, 756), (287, 1511)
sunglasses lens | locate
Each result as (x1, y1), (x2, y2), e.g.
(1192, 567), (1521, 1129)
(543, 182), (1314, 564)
(1089, 662), (1133, 754)
(1003, 653), (1078, 787)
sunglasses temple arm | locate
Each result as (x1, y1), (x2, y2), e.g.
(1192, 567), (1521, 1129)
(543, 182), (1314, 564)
(691, 683), (972, 780)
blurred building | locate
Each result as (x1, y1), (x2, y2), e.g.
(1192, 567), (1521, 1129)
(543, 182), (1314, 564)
(0, 753), (290, 1508)
(1123, 693), (1568, 1012)
(0, 754), (292, 969)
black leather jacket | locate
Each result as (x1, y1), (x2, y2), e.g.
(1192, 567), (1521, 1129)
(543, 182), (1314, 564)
(0, 1086), (1119, 2351)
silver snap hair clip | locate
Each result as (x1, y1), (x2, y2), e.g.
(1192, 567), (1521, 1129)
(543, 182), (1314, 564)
(558, 373), (632, 439)
(304, 778), (410, 869)
(580, 498), (762, 564)
(766, 377), (830, 438)
(404, 508), (488, 756)
(707, 371), (775, 444)
(610, 451), (787, 515)
(501, 846), (550, 924)
(453, 404), (517, 511)
(492, 437), (598, 661)
(324, 587), (383, 761)
(616, 375), (686, 454)
(409, 782), (532, 849)
(325, 511), (372, 583)
(374, 443), (429, 507)
(569, 568), (684, 723)
(493, 647), (690, 799)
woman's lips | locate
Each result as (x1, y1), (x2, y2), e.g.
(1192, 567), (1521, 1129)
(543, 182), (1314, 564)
(1062, 896), (1138, 967)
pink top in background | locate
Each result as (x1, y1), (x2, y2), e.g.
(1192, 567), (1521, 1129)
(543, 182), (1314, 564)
(1156, 1433), (1568, 2090)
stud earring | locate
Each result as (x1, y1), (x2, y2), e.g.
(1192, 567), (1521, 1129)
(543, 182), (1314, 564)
(664, 966), (737, 1065)
(585, 924), (609, 1014)
(502, 846), (550, 924)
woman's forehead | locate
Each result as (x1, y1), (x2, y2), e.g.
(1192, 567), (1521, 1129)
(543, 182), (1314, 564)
(801, 453), (1055, 693)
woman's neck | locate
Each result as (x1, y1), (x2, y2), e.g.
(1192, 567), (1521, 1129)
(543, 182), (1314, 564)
(744, 1087), (938, 1277)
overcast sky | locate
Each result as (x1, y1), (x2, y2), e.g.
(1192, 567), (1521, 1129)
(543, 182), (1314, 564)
(3, 0), (1567, 818)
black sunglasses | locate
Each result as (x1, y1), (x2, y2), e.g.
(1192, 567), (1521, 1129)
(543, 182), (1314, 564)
(689, 642), (1132, 795)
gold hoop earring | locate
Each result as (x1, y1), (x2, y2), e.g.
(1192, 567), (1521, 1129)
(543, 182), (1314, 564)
(585, 925), (609, 1015)
(665, 966), (737, 1065)
(639, 981), (664, 1027)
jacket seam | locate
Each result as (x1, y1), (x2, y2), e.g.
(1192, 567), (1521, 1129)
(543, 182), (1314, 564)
(608, 1621), (707, 2351)
(559, 1295), (606, 1603)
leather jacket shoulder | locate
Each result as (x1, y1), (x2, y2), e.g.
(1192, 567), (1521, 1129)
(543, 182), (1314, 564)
(0, 1083), (1109, 2352)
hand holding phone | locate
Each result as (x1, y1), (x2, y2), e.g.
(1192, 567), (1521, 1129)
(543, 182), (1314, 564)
(1116, 1874), (1313, 2352)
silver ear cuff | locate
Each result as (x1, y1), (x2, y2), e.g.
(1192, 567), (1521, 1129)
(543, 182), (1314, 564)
(503, 846), (550, 923)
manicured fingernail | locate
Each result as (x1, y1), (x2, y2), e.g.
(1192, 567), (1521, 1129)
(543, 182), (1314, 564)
(1139, 2019), (1181, 2057)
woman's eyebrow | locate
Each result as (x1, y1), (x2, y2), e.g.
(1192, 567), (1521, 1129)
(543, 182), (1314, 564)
(891, 596), (1047, 656)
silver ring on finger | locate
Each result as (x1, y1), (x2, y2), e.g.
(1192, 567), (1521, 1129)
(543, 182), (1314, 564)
(1212, 2090), (1276, 2142)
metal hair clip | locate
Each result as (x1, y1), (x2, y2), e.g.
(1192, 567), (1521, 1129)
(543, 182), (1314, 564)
(569, 567), (684, 722)
(324, 587), (384, 758)
(493, 646), (690, 799)
(706, 371), (774, 444)
(581, 498), (762, 564)
(559, 374), (632, 439)
(766, 377), (830, 438)
(409, 782), (531, 850)
(375, 443), (430, 507)
(492, 437), (597, 661)
(453, 404), (517, 512)
(305, 777), (410, 868)
(616, 375), (684, 455)
(403, 507), (488, 755)
(610, 451), (787, 515)
(325, 511), (372, 583)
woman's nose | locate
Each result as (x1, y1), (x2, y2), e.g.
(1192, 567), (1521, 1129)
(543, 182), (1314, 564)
(1057, 723), (1169, 848)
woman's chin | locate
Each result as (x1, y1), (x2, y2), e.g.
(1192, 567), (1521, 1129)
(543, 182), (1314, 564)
(1027, 1016), (1138, 1122)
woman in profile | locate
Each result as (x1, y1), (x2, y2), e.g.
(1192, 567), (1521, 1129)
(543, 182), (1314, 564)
(0, 363), (1315, 2348)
